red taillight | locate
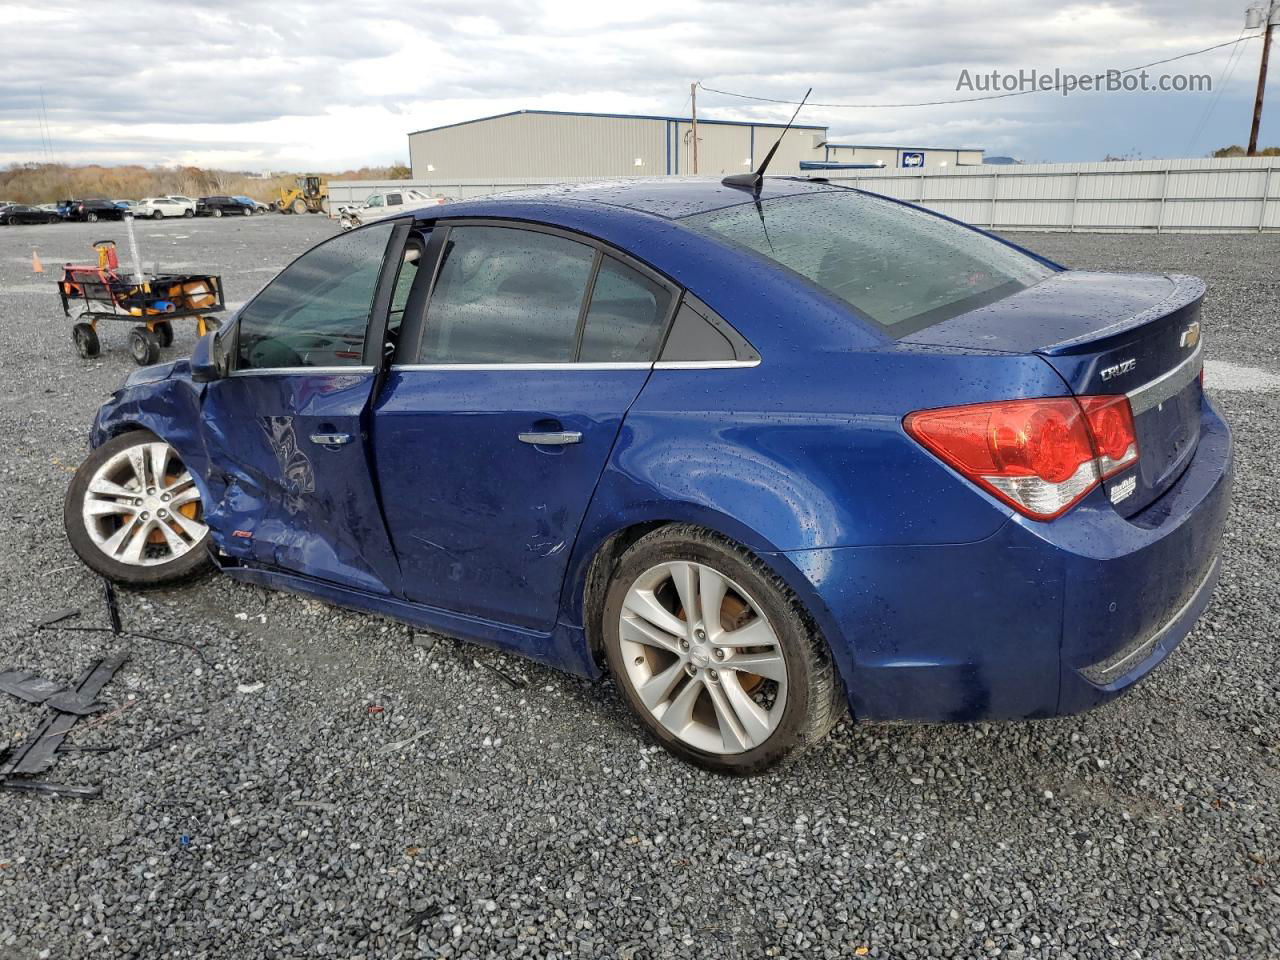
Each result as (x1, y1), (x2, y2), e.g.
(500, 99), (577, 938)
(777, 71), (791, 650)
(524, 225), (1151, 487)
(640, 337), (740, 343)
(904, 395), (1139, 521)
(1077, 395), (1138, 478)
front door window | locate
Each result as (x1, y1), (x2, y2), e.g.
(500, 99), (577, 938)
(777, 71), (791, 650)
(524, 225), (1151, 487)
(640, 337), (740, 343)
(235, 222), (395, 370)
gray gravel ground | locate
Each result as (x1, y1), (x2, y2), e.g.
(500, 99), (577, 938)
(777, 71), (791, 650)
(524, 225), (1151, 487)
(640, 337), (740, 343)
(0, 217), (1278, 960)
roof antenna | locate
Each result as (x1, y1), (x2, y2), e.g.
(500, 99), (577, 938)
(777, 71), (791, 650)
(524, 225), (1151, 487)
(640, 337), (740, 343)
(722, 88), (812, 193)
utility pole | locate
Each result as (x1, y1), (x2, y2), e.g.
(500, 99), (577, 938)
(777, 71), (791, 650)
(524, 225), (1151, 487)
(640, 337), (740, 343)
(690, 82), (699, 174)
(1247, 1), (1278, 155)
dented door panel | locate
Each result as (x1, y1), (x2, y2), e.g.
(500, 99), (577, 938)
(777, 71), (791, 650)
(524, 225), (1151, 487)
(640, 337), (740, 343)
(200, 370), (400, 594)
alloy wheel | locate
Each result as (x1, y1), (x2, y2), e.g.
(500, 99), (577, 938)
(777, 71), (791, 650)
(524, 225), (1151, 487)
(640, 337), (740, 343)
(619, 561), (788, 754)
(81, 441), (207, 566)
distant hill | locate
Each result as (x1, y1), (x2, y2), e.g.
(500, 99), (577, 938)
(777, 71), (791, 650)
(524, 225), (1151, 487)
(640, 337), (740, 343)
(0, 162), (411, 205)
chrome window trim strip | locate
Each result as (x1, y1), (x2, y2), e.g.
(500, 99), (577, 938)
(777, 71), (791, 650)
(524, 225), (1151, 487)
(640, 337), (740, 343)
(229, 365), (375, 377)
(1125, 341), (1203, 415)
(390, 362), (654, 372)
(653, 359), (762, 370)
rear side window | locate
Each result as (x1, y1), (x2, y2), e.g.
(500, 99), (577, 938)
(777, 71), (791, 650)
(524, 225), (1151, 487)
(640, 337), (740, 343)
(579, 257), (673, 362)
(418, 226), (594, 363)
(685, 191), (1053, 338)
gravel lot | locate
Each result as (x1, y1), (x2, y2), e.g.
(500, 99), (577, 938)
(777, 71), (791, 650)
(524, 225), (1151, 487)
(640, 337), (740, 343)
(0, 216), (1278, 960)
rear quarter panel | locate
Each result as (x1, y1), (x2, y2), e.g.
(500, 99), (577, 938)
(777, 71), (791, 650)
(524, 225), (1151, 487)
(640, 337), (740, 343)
(560, 344), (1069, 627)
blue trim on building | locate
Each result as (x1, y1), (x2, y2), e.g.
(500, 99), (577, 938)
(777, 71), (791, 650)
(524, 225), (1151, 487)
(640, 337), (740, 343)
(408, 108), (829, 137)
(799, 161), (885, 170)
(822, 142), (984, 151)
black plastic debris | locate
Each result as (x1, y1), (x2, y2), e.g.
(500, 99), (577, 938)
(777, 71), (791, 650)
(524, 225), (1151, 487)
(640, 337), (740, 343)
(43, 690), (108, 716)
(0, 670), (66, 704)
(35, 608), (79, 629)
(102, 579), (122, 635)
(0, 651), (129, 799)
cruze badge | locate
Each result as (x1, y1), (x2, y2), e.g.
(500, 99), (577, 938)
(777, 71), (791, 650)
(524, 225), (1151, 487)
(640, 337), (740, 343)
(1180, 321), (1201, 349)
(1100, 358), (1137, 381)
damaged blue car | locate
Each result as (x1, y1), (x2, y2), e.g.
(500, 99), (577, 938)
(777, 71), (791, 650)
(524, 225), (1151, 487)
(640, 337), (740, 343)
(64, 178), (1231, 773)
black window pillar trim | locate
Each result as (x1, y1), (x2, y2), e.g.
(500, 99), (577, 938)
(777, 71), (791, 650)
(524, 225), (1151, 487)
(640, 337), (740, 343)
(362, 217), (417, 368)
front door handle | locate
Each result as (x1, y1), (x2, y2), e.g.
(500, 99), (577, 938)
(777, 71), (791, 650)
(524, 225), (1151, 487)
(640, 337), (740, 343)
(518, 431), (582, 446)
(310, 432), (352, 449)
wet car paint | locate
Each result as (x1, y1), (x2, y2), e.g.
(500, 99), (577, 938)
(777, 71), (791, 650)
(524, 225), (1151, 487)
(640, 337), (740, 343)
(84, 177), (1232, 723)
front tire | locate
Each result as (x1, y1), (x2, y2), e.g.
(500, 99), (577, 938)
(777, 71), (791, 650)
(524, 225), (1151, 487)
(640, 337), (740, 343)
(63, 430), (214, 586)
(153, 209), (164, 219)
(601, 525), (844, 774)
(183, 209), (194, 218)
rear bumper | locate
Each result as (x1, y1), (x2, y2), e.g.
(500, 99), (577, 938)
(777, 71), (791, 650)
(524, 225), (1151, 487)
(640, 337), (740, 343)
(781, 396), (1233, 723)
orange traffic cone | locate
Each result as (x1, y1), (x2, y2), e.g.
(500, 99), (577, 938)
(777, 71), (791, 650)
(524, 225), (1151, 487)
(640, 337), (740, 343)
(31, 249), (43, 273)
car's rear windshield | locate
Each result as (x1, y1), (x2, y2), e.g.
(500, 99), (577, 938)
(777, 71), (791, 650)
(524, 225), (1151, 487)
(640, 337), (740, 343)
(684, 190), (1054, 338)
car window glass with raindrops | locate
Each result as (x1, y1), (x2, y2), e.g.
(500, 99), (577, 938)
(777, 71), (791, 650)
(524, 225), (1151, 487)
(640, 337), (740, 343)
(578, 256), (673, 362)
(686, 192), (1054, 339)
(235, 222), (395, 370)
(418, 226), (594, 364)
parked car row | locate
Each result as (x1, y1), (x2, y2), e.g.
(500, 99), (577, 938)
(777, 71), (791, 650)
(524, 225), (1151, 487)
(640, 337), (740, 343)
(0, 194), (273, 225)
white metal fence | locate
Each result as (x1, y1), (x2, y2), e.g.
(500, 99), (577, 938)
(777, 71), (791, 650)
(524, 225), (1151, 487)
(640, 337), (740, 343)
(328, 157), (1280, 233)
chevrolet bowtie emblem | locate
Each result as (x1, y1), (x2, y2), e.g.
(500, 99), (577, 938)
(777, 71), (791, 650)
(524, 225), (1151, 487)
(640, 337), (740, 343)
(1180, 321), (1201, 349)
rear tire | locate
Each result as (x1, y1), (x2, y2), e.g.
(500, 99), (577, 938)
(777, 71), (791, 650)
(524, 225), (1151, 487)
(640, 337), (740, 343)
(72, 322), (100, 358)
(86, 212), (98, 223)
(154, 321), (174, 347)
(63, 429), (214, 586)
(601, 524), (845, 774)
(212, 208), (223, 218)
(129, 326), (161, 365)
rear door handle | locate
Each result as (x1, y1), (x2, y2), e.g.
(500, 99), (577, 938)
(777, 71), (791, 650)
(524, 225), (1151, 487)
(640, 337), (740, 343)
(309, 432), (352, 449)
(518, 431), (582, 446)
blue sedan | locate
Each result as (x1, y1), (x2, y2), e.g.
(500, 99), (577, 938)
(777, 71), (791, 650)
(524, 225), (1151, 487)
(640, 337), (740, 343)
(63, 178), (1231, 773)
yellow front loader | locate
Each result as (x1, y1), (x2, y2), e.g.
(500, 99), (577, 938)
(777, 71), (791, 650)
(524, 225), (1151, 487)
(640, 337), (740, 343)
(274, 175), (328, 215)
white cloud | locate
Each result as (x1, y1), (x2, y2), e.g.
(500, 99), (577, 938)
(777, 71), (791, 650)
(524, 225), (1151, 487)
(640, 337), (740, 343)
(0, 0), (1267, 169)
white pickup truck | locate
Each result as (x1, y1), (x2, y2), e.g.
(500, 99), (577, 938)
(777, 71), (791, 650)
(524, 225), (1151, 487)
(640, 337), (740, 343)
(339, 189), (446, 229)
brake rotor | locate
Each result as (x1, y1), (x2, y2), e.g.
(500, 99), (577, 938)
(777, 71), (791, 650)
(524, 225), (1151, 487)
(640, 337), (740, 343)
(675, 588), (764, 694)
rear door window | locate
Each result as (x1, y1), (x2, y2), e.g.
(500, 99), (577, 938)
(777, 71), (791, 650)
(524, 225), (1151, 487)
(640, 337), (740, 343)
(417, 226), (594, 364)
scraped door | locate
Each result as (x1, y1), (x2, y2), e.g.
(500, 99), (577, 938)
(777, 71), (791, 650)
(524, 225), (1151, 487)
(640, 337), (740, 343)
(201, 221), (406, 594)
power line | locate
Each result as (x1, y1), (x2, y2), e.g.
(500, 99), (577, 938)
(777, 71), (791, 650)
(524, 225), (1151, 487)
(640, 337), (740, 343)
(698, 33), (1263, 110)
(1186, 28), (1248, 154)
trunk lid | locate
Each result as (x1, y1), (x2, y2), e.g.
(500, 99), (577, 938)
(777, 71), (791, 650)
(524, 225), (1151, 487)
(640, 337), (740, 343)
(903, 271), (1206, 516)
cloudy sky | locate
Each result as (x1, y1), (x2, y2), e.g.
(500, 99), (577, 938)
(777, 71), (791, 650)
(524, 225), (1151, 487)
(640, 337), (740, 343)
(0, 0), (1273, 171)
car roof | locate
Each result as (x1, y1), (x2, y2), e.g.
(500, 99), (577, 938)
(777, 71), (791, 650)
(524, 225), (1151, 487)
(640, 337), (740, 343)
(468, 176), (845, 220)
(409, 176), (887, 357)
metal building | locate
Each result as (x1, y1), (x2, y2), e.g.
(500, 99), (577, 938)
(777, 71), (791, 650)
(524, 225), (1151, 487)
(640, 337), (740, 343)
(407, 109), (983, 180)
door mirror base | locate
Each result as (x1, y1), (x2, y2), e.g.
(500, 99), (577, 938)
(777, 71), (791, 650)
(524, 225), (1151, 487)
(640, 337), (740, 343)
(190, 328), (230, 382)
